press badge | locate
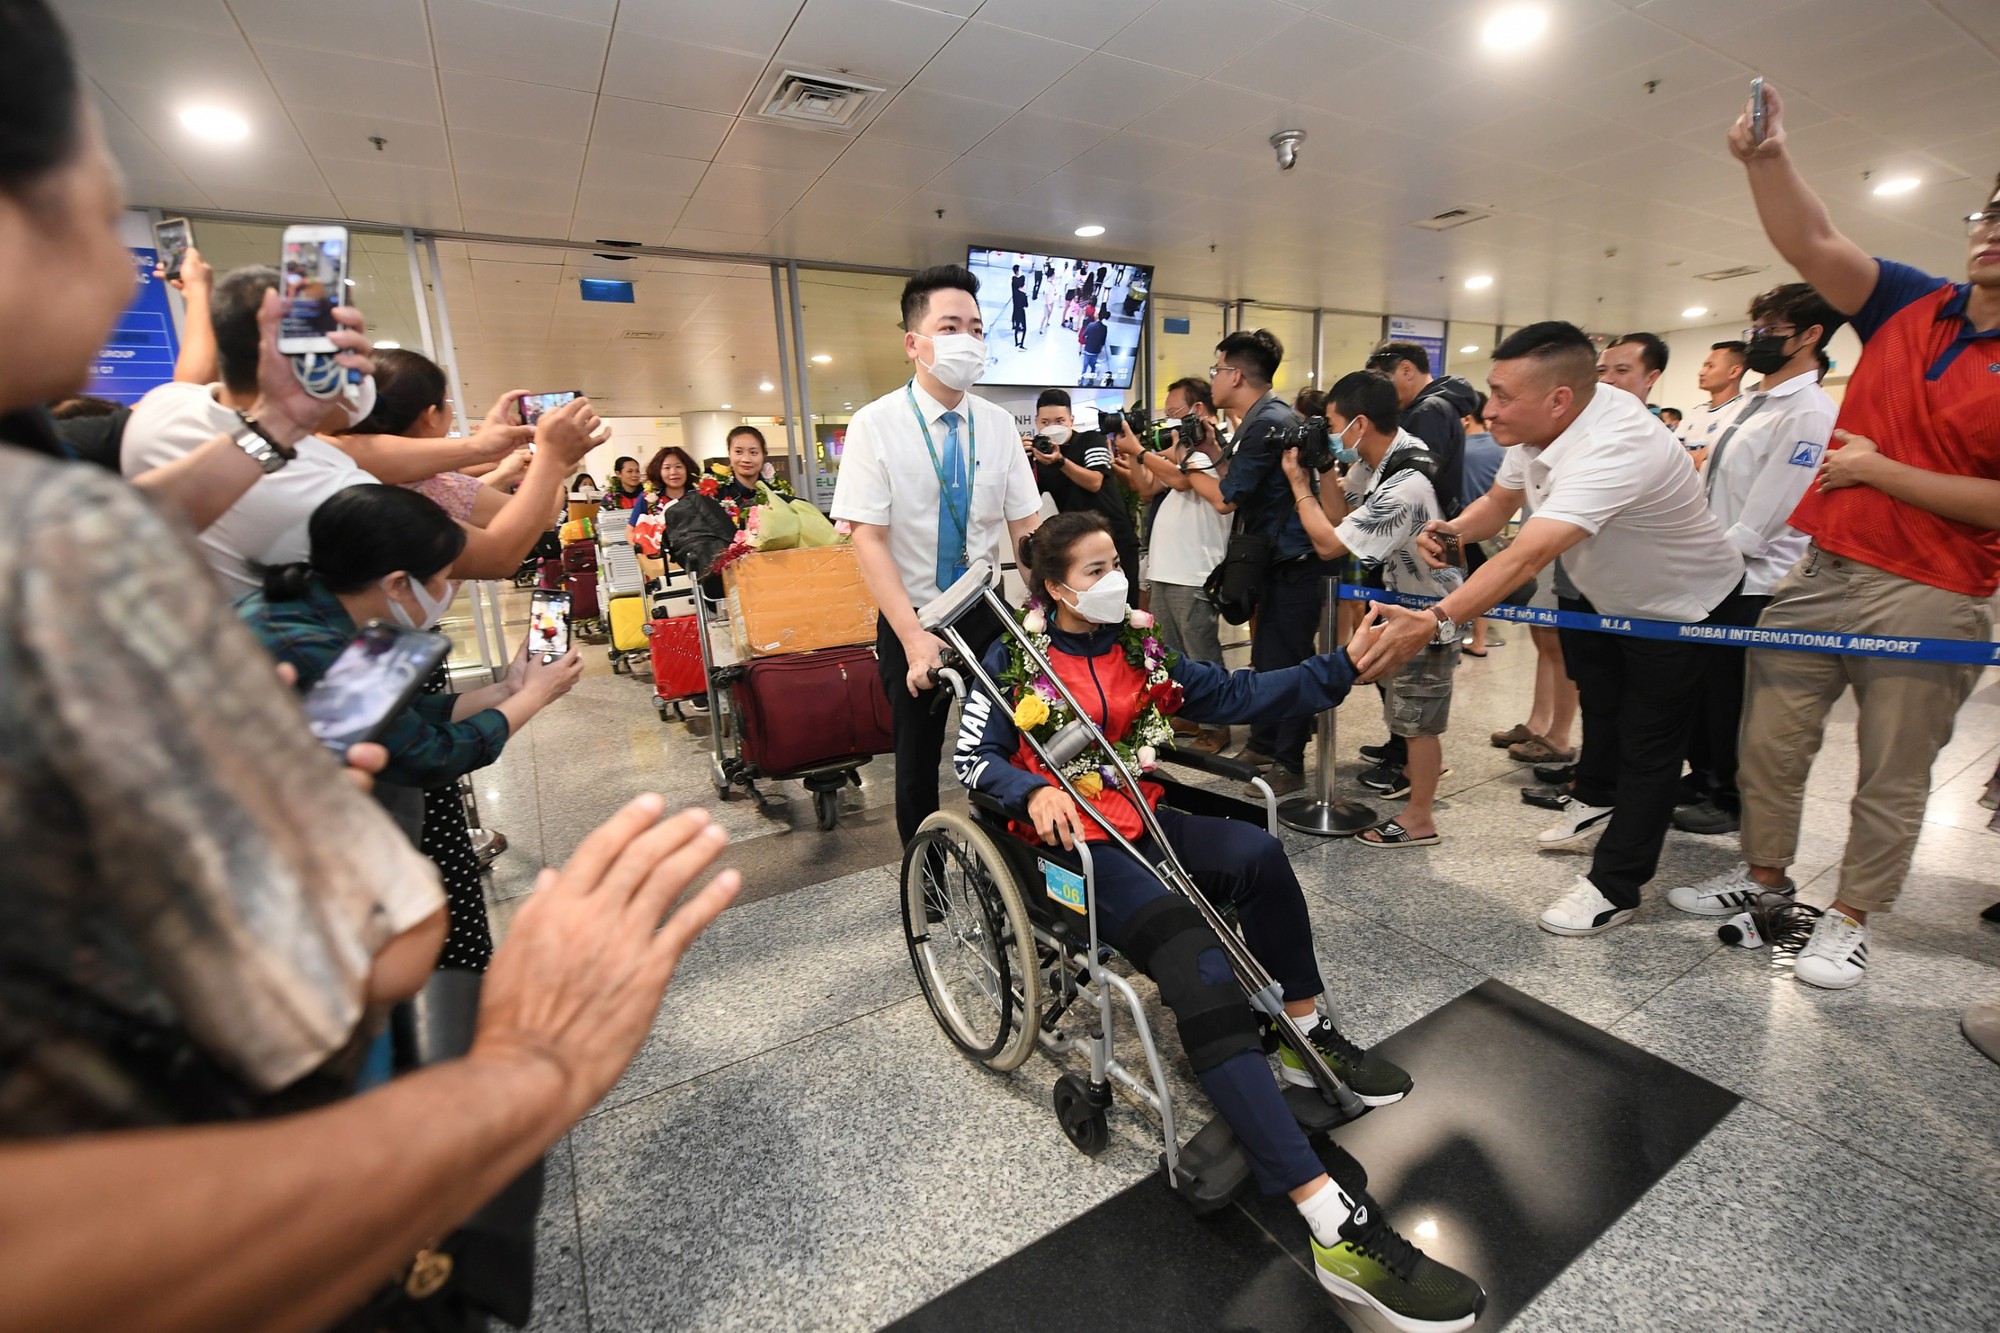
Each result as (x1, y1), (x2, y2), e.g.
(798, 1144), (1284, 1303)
(1041, 859), (1087, 914)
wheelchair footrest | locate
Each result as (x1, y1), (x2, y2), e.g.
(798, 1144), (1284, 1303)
(1284, 1083), (1365, 1136)
(1164, 1114), (1254, 1216)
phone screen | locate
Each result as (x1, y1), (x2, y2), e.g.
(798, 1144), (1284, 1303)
(529, 590), (573, 661)
(520, 390), (580, 426)
(280, 230), (347, 345)
(301, 622), (451, 752)
(153, 218), (190, 281)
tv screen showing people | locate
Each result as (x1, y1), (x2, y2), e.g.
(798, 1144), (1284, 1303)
(967, 246), (1153, 390)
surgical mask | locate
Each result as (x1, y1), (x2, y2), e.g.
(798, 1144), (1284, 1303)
(919, 332), (987, 391)
(1060, 571), (1129, 626)
(1744, 332), (1795, 375)
(1039, 423), (1073, 447)
(1332, 418), (1362, 467)
(386, 573), (456, 631)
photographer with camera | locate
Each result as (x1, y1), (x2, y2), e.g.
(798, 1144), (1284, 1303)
(1282, 371), (1461, 847)
(1027, 388), (1139, 607)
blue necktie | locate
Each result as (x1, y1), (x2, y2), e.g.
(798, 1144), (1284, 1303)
(936, 409), (968, 596)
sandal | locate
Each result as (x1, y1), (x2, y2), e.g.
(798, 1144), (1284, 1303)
(1490, 723), (1534, 749)
(1356, 819), (1439, 849)
(1508, 734), (1576, 765)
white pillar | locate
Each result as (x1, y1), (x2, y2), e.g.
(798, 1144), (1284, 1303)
(681, 409), (745, 468)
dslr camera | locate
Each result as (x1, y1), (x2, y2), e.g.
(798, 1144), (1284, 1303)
(1097, 406), (1151, 440)
(1272, 414), (1336, 473)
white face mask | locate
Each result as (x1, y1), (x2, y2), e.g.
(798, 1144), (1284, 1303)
(1060, 570), (1129, 626)
(386, 573), (456, 631)
(920, 332), (987, 392)
(1039, 422), (1073, 447)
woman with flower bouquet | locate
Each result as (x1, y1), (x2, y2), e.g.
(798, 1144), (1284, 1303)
(952, 511), (1483, 1331)
(696, 425), (793, 530)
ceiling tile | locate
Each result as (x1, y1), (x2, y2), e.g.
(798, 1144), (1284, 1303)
(572, 180), (691, 229)
(428, 0), (611, 93)
(450, 127), (587, 180)
(968, 0), (1155, 49)
(581, 146), (712, 196)
(334, 193), (462, 230)
(676, 196), (794, 235)
(615, 0), (805, 55)
(255, 42), (444, 123)
(601, 29), (768, 114)
(440, 72), (596, 142)
(910, 22), (1090, 107)
(460, 204), (577, 237)
(965, 111), (1110, 171)
(791, 176), (904, 225)
(1137, 81), (1286, 149)
(691, 163), (817, 210)
(589, 97), (733, 160)
(61, 0), (237, 32)
(1210, 14), (1395, 100)
(919, 154), (1052, 201)
(1025, 52), (1193, 130)
(294, 108), (451, 168)
(712, 120), (854, 175)
(1104, 0), (1301, 78)
(228, 0), (434, 63)
(774, 0), (966, 85)
(65, 10), (270, 90)
(480, 0), (618, 21)
(867, 87), (1017, 154)
(456, 170), (580, 214)
(320, 158), (463, 208)
(820, 136), (956, 189)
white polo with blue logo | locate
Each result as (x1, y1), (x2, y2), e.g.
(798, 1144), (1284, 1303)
(1702, 369), (1838, 596)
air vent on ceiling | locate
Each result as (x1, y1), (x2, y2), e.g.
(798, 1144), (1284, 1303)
(1696, 265), (1768, 281)
(1411, 205), (1494, 231)
(620, 330), (665, 340)
(757, 69), (887, 133)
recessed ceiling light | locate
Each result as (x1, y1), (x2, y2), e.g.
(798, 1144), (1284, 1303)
(1481, 5), (1548, 53)
(1074, 224), (1106, 238)
(1681, 306), (1709, 319)
(720, 403), (732, 410)
(758, 381), (774, 391)
(843, 401), (852, 408)
(1463, 274), (1493, 290)
(178, 104), (250, 143)
(1872, 176), (1920, 197)
(810, 353), (832, 364)
(1458, 344), (1480, 354)
(375, 340), (401, 349)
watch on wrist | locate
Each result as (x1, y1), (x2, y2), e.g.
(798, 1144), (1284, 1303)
(1429, 604), (1456, 645)
(233, 409), (295, 473)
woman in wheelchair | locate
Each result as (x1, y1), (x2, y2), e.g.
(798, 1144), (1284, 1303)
(953, 512), (1484, 1332)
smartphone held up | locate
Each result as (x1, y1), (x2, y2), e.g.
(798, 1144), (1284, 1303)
(278, 224), (350, 355)
(529, 589), (573, 663)
(300, 621), (452, 754)
(520, 390), (580, 427)
(152, 216), (191, 282)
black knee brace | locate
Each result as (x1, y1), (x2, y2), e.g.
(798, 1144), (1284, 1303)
(1121, 896), (1260, 1074)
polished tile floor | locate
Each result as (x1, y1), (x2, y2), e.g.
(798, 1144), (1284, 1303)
(455, 597), (2000, 1333)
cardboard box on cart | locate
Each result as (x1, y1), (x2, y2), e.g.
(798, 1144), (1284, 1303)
(723, 545), (876, 659)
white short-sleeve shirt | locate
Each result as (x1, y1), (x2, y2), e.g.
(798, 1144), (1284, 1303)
(831, 380), (1041, 607)
(1701, 371), (1835, 596)
(1497, 383), (1743, 621)
(123, 381), (378, 601)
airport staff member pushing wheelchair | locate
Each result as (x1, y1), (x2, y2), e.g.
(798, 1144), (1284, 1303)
(953, 511), (1485, 1333)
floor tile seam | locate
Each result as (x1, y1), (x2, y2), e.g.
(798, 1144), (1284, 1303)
(1722, 1089), (2000, 1225)
(1596, 939), (1730, 1034)
(569, 1154), (597, 1333)
(577, 989), (925, 1122)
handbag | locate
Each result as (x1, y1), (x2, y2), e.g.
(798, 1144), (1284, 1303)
(1203, 526), (1273, 625)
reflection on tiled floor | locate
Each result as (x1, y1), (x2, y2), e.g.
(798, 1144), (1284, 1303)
(463, 606), (2000, 1333)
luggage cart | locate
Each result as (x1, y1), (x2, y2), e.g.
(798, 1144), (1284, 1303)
(690, 576), (885, 832)
(595, 509), (650, 674)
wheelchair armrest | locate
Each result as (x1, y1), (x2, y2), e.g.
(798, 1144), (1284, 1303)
(1156, 745), (1263, 784)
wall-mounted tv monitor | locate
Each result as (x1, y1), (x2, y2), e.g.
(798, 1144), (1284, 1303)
(967, 246), (1153, 391)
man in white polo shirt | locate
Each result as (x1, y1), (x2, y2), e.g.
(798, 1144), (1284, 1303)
(833, 265), (1042, 845)
(1355, 321), (1745, 937)
(1677, 340), (1749, 468)
(1671, 283), (1840, 839)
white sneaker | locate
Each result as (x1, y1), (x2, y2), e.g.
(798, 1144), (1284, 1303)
(1538, 876), (1636, 937)
(1666, 862), (1795, 917)
(1539, 801), (1613, 847)
(1794, 910), (1869, 989)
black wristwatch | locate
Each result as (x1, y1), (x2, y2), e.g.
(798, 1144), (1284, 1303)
(232, 409), (296, 473)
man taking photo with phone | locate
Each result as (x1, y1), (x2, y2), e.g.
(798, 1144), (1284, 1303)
(1027, 388), (1139, 607)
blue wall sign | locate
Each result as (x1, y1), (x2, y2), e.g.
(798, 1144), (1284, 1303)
(86, 247), (180, 404)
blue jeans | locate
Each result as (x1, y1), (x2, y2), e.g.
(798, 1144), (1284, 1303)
(1091, 808), (1327, 1194)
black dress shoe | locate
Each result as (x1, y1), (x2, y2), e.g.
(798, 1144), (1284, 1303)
(1533, 762), (1576, 785)
(1672, 801), (1740, 835)
(1521, 784), (1570, 811)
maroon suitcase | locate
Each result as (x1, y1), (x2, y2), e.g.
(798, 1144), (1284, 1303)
(733, 647), (893, 776)
(564, 571), (599, 620)
(562, 542), (598, 575)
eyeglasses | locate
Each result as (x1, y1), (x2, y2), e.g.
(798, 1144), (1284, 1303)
(1968, 211), (2000, 240)
(1207, 363), (1239, 379)
(1741, 325), (1797, 342)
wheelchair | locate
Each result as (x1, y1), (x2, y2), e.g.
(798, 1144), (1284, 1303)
(899, 563), (1373, 1212)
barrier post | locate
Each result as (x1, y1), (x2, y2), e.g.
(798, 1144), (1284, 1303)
(1278, 575), (1378, 837)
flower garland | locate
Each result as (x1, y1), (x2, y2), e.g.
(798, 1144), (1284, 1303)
(998, 601), (1182, 798)
(699, 464), (793, 524)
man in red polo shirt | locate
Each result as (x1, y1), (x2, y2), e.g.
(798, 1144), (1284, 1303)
(1668, 85), (2000, 990)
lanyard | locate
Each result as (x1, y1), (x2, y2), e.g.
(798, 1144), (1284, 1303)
(906, 381), (976, 550)
(1704, 392), (1773, 502)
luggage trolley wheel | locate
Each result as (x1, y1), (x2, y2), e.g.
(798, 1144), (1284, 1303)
(1052, 1072), (1112, 1157)
(900, 810), (1042, 1073)
(812, 786), (838, 831)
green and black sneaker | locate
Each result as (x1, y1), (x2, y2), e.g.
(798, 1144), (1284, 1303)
(1279, 1016), (1413, 1105)
(1312, 1198), (1486, 1333)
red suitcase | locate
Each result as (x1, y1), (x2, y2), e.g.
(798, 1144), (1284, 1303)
(647, 614), (704, 701)
(733, 646), (893, 776)
(564, 571), (599, 620)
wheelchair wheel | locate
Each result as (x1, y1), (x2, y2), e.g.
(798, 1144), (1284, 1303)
(901, 811), (1041, 1072)
(1052, 1072), (1110, 1157)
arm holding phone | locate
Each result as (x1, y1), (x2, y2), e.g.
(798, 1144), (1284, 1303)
(446, 396), (607, 579)
(334, 392), (535, 486)
(1727, 81), (1878, 316)
(164, 247), (218, 386)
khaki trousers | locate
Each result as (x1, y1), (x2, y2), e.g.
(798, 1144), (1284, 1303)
(1737, 546), (1991, 913)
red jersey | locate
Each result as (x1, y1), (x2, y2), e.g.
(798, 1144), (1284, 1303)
(1010, 642), (1162, 844)
(1788, 261), (2000, 596)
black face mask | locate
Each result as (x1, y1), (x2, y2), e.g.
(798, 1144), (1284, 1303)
(1745, 332), (1796, 375)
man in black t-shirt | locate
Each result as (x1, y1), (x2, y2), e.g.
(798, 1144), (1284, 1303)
(1027, 387), (1140, 606)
